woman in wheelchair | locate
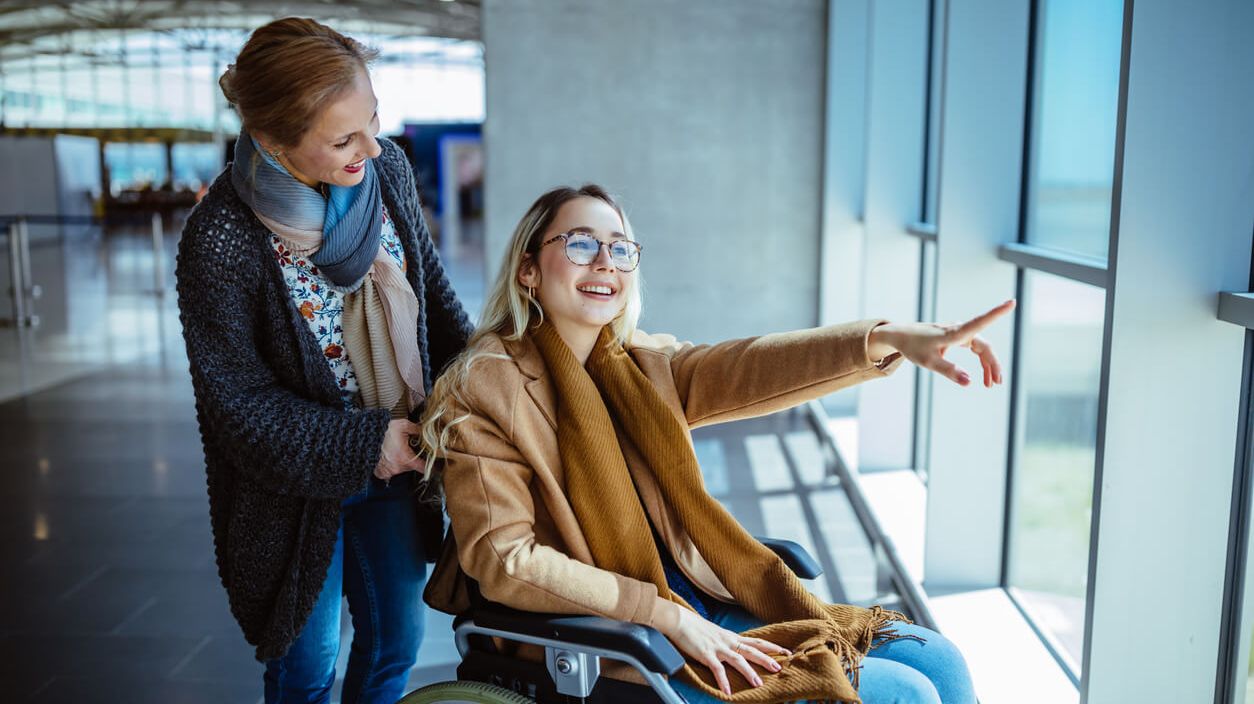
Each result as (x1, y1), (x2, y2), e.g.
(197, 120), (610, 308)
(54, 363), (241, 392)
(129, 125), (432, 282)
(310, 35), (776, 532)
(420, 185), (1004, 703)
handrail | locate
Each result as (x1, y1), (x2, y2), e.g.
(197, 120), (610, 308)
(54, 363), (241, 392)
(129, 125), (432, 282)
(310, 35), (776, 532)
(0, 214), (103, 227)
(1, 211), (170, 330)
(805, 400), (938, 631)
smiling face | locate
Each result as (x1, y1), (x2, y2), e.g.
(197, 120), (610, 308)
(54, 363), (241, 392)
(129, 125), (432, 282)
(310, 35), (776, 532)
(519, 196), (636, 339)
(257, 67), (382, 189)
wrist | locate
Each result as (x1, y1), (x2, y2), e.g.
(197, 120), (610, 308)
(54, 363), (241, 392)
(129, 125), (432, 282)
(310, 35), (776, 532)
(867, 322), (899, 363)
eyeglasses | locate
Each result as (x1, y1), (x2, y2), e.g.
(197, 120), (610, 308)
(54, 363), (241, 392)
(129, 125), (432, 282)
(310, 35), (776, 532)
(539, 232), (643, 272)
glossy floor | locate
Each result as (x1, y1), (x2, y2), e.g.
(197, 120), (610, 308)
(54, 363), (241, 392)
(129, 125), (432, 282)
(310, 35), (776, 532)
(0, 231), (887, 702)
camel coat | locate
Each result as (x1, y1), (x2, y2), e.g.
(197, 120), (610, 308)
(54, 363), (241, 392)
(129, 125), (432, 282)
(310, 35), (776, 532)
(425, 319), (904, 640)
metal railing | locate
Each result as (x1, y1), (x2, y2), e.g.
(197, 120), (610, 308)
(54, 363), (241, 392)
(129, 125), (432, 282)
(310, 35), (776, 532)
(0, 212), (170, 331)
(805, 399), (939, 630)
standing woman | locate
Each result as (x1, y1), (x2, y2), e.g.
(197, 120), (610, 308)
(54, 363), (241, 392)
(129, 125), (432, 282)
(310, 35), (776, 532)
(175, 18), (473, 704)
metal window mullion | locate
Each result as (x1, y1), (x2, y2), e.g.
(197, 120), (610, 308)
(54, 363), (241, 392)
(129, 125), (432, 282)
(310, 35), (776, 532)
(1217, 331), (1254, 704)
(998, 242), (1108, 289)
(1081, 0), (1136, 699)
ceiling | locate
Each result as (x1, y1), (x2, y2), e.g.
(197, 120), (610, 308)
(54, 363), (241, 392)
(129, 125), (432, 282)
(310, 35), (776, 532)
(0, 0), (481, 63)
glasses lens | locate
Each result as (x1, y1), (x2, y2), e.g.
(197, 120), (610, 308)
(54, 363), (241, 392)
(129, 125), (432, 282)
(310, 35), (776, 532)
(564, 234), (599, 264)
(609, 241), (640, 271)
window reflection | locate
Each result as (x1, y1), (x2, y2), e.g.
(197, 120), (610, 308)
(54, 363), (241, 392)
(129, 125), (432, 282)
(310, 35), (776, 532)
(1006, 271), (1105, 670)
(1025, 0), (1124, 260)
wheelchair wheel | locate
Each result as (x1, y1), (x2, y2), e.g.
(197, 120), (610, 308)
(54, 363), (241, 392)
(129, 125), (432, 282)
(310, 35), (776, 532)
(397, 680), (533, 703)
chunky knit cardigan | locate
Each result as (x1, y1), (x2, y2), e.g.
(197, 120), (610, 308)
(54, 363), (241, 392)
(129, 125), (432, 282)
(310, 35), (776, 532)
(175, 138), (473, 661)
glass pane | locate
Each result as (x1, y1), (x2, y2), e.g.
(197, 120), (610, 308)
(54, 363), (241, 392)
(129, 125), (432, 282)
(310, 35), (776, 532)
(1025, 0), (1124, 259)
(1007, 271), (1106, 670)
(104, 143), (169, 192)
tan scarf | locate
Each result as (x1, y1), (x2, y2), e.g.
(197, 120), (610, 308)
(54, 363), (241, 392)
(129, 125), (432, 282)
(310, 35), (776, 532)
(532, 322), (914, 703)
(273, 226), (422, 417)
(236, 132), (424, 415)
(338, 276), (409, 418)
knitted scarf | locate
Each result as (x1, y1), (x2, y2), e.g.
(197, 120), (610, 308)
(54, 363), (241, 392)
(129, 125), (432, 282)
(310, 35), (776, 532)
(532, 322), (915, 703)
(231, 131), (422, 414)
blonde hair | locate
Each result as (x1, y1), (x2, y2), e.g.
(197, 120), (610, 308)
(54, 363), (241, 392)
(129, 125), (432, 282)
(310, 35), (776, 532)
(419, 185), (643, 477)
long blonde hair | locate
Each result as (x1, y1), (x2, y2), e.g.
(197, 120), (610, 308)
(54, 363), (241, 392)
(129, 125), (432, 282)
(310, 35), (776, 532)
(419, 185), (643, 477)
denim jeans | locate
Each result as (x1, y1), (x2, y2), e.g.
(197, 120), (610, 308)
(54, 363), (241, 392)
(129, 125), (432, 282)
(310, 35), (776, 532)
(669, 602), (976, 704)
(263, 476), (428, 704)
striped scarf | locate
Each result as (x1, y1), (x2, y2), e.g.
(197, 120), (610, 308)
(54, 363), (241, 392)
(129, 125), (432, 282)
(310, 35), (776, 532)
(231, 131), (422, 414)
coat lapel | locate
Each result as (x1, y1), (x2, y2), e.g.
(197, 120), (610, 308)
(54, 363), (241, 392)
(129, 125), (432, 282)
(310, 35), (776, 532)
(524, 377), (558, 431)
(502, 334), (558, 431)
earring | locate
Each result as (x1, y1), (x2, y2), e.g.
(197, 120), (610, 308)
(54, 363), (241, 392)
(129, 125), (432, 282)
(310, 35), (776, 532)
(268, 149), (281, 159)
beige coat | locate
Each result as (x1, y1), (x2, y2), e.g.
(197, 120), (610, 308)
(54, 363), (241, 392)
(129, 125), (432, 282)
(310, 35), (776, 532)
(425, 319), (904, 640)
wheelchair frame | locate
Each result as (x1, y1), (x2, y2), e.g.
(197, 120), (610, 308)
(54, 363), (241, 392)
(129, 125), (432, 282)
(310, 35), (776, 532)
(418, 538), (823, 704)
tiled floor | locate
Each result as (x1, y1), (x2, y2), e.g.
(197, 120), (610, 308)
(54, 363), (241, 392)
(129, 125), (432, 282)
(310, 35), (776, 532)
(0, 229), (890, 702)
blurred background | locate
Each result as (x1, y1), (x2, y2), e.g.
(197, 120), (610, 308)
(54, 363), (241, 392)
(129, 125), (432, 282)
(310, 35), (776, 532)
(0, 1), (1250, 703)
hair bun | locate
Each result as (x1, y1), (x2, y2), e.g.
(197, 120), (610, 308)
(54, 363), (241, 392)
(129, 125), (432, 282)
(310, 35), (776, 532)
(218, 64), (237, 104)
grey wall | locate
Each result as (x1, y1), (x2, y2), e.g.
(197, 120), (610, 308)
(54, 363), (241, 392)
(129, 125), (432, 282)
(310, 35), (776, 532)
(481, 0), (827, 343)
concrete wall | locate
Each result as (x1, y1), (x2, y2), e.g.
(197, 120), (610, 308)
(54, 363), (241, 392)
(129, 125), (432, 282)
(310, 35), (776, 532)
(481, 0), (827, 343)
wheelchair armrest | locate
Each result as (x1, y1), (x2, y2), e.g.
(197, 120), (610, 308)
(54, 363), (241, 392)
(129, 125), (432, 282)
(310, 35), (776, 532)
(471, 605), (686, 675)
(756, 537), (824, 579)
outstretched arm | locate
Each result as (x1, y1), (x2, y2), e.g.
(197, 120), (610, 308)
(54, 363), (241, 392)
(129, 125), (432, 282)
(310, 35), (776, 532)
(868, 299), (1016, 388)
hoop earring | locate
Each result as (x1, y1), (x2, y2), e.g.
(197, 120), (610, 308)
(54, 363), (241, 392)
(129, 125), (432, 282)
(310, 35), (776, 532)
(527, 286), (544, 316)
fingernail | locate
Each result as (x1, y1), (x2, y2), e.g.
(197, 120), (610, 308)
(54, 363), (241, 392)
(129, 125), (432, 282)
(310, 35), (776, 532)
(959, 373), (970, 385)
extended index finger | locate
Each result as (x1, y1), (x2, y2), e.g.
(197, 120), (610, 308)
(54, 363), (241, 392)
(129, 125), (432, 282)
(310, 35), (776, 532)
(954, 299), (1016, 339)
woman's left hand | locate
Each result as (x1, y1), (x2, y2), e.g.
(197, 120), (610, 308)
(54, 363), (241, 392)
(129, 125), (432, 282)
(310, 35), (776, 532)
(869, 299), (1017, 387)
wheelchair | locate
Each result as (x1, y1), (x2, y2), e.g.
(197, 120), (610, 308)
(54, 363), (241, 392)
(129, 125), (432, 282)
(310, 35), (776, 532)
(398, 538), (824, 704)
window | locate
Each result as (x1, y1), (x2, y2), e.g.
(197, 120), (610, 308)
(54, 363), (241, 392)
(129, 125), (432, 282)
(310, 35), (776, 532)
(999, 0), (1126, 676)
(104, 142), (168, 193)
(1005, 271), (1104, 671)
(1023, 0), (1124, 260)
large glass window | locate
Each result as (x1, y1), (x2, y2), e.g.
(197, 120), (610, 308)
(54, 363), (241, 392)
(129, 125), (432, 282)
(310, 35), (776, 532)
(0, 30), (484, 133)
(171, 144), (222, 190)
(1024, 0), (1124, 260)
(1006, 271), (1105, 670)
(104, 142), (168, 193)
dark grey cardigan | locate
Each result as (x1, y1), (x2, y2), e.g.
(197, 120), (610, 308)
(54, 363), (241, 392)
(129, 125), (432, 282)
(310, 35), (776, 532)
(175, 138), (473, 661)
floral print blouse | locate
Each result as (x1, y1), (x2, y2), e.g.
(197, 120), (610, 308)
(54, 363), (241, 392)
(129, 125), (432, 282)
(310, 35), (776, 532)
(269, 205), (407, 406)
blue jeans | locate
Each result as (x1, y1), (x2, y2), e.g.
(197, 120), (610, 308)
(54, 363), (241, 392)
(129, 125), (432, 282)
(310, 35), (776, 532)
(669, 603), (976, 704)
(263, 477), (428, 704)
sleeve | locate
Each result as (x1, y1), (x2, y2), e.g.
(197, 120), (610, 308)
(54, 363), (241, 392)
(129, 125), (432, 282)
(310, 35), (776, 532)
(441, 406), (682, 633)
(175, 218), (390, 499)
(668, 319), (906, 428)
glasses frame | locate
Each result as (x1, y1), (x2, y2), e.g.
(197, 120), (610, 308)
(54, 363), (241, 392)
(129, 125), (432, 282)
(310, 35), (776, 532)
(539, 232), (643, 272)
